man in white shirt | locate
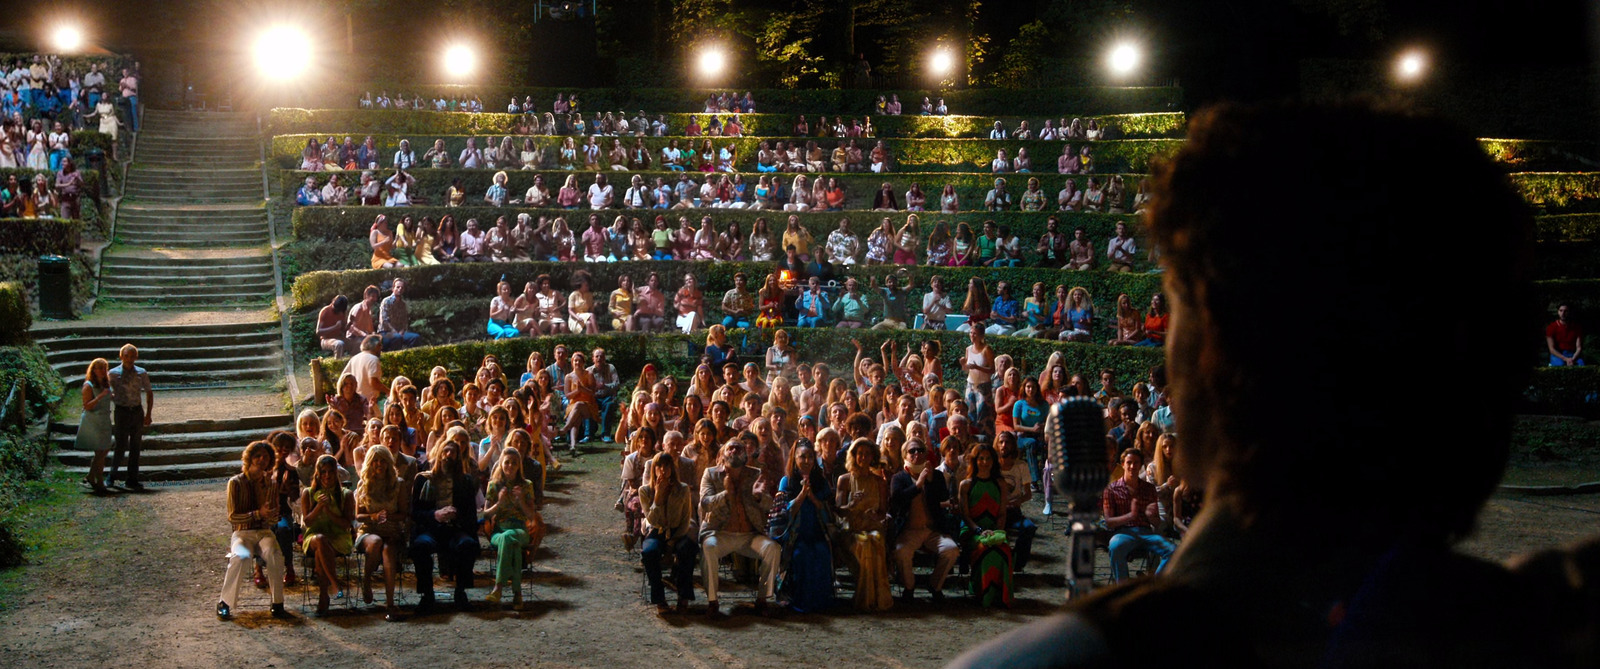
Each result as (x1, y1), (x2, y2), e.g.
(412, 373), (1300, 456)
(459, 218), (488, 261)
(458, 138), (483, 169)
(921, 275), (952, 330)
(588, 173), (615, 209)
(989, 121), (1008, 140)
(661, 142), (682, 171)
(1106, 220), (1138, 272)
(622, 175), (652, 209)
(345, 335), (385, 407)
(392, 139), (416, 169)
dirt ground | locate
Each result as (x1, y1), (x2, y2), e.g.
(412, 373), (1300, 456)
(2, 446), (1596, 669)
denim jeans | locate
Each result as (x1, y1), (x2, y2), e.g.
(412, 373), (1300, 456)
(1107, 527), (1176, 582)
(382, 331), (423, 351)
(411, 529), (479, 597)
(1005, 509), (1038, 572)
(1019, 435), (1044, 486)
(641, 531), (698, 605)
(721, 316), (749, 329)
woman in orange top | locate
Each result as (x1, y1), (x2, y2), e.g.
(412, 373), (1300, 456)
(1135, 294), (1169, 347)
(824, 178), (847, 212)
(559, 351), (602, 452)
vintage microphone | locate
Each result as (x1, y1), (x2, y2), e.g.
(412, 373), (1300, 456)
(1047, 396), (1111, 599)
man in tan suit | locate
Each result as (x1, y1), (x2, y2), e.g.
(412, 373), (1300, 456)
(698, 439), (780, 617)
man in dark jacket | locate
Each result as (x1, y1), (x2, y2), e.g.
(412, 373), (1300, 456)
(410, 442), (480, 613)
(889, 440), (960, 602)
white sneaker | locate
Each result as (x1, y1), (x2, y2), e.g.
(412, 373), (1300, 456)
(1042, 501), (1053, 516)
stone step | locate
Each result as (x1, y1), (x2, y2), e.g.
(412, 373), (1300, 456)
(103, 278), (276, 296)
(136, 135), (259, 145)
(125, 181), (263, 194)
(59, 361), (280, 388)
(42, 331), (280, 360)
(125, 174), (262, 188)
(61, 461), (237, 482)
(57, 445), (254, 468)
(34, 320), (278, 339)
(47, 340), (279, 366)
(121, 193), (264, 205)
(133, 156), (260, 169)
(118, 209), (267, 226)
(97, 292), (275, 307)
(102, 255), (272, 270)
(52, 414), (293, 436)
(115, 220), (269, 236)
(52, 349), (282, 381)
(115, 230), (271, 246)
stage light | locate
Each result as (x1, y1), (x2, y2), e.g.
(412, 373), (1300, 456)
(1108, 43), (1140, 76)
(698, 47), (727, 78)
(929, 48), (955, 77)
(444, 44), (477, 79)
(1395, 49), (1427, 83)
(254, 26), (312, 81)
(52, 25), (84, 53)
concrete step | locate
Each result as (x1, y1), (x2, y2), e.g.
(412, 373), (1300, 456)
(42, 331), (280, 360)
(125, 175), (262, 188)
(125, 182), (263, 196)
(62, 461), (237, 482)
(121, 194), (264, 205)
(34, 320), (278, 339)
(60, 362), (280, 389)
(115, 233), (271, 247)
(102, 255), (272, 270)
(56, 350), (279, 376)
(47, 341), (279, 368)
(133, 156), (260, 169)
(57, 445), (249, 468)
(116, 221), (269, 237)
(97, 292), (275, 307)
(52, 414), (293, 436)
(118, 209), (267, 226)
(102, 279), (276, 297)
(136, 135), (259, 145)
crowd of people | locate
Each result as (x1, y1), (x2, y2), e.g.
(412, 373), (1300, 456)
(358, 210), (1149, 270)
(359, 90), (758, 117)
(3, 56), (136, 146)
(0, 157), (89, 219)
(199, 303), (1192, 620)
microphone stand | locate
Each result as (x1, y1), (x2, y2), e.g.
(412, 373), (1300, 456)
(1065, 500), (1097, 599)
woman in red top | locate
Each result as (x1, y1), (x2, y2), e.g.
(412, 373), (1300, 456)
(1136, 294), (1169, 347)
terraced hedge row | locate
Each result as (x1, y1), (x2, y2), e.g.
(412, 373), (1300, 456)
(331, 86), (1187, 116)
(280, 169), (1144, 214)
(268, 108), (1190, 140)
(1511, 173), (1600, 214)
(270, 132), (1181, 175)
(0, 218), (83, 256)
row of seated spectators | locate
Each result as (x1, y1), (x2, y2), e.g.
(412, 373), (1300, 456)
(220, 317), (1190, 618)
(297, 134), (1115, 176)
(359, 90), (760, 115)
(300, 170), (1142, 215)
(361, 211), (1148, 271)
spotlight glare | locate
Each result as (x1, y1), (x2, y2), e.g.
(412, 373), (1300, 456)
(1395, 50), (1427, 82)
(254, 26), (312, 81)
(444, 44), (477, 79)
(930, 49), (954, 77)
(698, 48), (727, 78)
(52, 25), (84, 53)
(1108, 43), (1140, 76)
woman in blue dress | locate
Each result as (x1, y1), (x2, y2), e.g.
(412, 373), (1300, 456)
(775, 444), (835, 612)
(77, 358), (114, 493)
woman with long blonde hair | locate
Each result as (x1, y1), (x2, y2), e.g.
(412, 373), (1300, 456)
(1107, 293), (1144, 345)
(484, 445), (542, 609)
(77, 358), (114, 492)
(355, 445), (405, 619)
(836, 437), (893, 611)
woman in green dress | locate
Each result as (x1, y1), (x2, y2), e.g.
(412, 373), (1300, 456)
(484, 446), (541, 609)
(300, 454), (355, 615)
(958, 443), (1014, 608)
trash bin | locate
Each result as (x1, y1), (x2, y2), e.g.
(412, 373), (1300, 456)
(86, 148), (107, 197)
(37, 255), (73, 319)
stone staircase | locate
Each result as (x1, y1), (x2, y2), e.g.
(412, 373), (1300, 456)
(37, 108), (292, 482)
(51, 414), (292, 482)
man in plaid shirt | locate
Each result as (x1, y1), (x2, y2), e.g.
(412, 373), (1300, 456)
(1102, 448), (1175, 582)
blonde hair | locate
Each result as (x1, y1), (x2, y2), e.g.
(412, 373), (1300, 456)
(356, 444), (398, 509)
(491, 445), (525, 488)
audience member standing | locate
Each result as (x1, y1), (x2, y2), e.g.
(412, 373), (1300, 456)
(107, 344), (153, 490)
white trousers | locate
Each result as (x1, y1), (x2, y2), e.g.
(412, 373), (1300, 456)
(221, 529), (284, 606)
(701, 531), (780, 601)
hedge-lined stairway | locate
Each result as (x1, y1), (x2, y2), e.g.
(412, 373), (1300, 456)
(38, 109), (290, 482)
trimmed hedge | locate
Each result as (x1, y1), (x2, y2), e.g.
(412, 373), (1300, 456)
(268, 108), (1189, 140)
(1534, 242), (1600, 280)
(0, 218), (82, 256)
(0, 252), (94, 314)
(1523, 367), (1600, 417)
(1478, 139), (1598, 172)
(1511, 173), (1600, 214)
(291, 204), (1141, 247)
(326, 86), (1187, 116)
(281, 169), (1145, 214)
(270, 132), (1181, 174)
(1537, 214), (1600, 243)
(0, 282), (30, 346)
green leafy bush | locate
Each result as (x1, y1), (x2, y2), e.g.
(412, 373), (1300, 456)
(320, 85), (1186, 116)
(1478, 139), (1598, 172)
(1511, 172), (1600, 214)
(280, 168), (1145, 214)
(1535, 214), (1600, 242)
(0, 282), (30, 346)
(0, 219), (83, 255)
(1534, 241), (1600, 280)
(268, 108), (1189, 140)
(0, 344), (63, 421)
(271, 132), (1180, 174)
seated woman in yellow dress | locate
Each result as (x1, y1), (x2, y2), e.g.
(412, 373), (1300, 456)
(299, 454), (355, 615)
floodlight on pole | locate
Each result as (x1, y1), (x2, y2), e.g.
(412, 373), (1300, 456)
(929, 48), (955, 77)
(51, 24), (84, 53)
(698, 47), (727, 79)
(254, 25), (312, 81)
(1395, 49), (1427, 83)
(1107, 42), (1141, 77)
(444, 44), (477, 79)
